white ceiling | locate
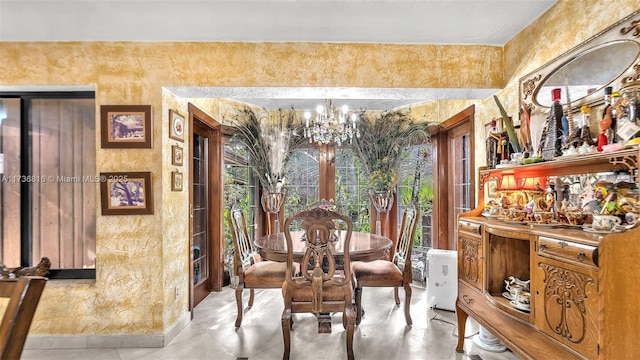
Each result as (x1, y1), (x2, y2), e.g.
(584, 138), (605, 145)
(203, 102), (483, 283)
(0, 0), (557, 110)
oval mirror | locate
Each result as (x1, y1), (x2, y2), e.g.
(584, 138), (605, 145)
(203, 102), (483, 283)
(535, 41), (639, 107)
(521, 9), (640, 114)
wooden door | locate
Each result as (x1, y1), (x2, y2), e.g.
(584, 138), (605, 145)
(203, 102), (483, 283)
(189, 104), (223, 310)
(432, 105), (475, 250)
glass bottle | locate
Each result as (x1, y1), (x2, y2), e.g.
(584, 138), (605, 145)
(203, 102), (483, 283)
(609, 91), (620, 143)
(500, 132), (511, 162)
(579, 105), (595, 153)
(542, 88), (564, 159)
(485, 119), (499, 169)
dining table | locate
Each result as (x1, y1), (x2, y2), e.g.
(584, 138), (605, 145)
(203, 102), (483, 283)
(254, 230), (393, 333)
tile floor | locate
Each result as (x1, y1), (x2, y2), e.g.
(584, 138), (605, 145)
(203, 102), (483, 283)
(22, 285), (521, 360)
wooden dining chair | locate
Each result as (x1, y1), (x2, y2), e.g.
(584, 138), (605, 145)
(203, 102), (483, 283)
(351, 203), (419, 325)
(0, 276), (47, 360)
(229, 201), (294, 328)
(281, 207), (356, 360)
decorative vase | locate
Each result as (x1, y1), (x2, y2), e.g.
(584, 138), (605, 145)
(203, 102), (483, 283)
(368, 189), (394, 236)
(261, 189), (286, 234)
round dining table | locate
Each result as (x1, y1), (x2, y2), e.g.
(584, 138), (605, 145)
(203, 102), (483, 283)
(254, 230), (393, 263)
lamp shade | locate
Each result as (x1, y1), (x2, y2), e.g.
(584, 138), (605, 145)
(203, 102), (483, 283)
(498, 174), (518, 191)
(520, 177), (546, 191)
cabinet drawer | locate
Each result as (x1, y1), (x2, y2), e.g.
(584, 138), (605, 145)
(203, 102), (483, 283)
(458, 282), (482, 309)
(538, 236), (598, 267)
(458, 220), (481, 235)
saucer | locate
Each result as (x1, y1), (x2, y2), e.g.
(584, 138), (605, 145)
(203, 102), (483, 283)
(502, 292), (515, 301)
(502, 220), (527, 225)
(561, 223), (585, 229)
(510, 300), (530, 311)
(582, 227), (623, 234)
(529, 221), (561, 228)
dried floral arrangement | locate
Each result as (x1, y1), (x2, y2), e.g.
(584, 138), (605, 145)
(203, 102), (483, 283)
(352, 108), (430, 192)
(228, 106), (306, 192)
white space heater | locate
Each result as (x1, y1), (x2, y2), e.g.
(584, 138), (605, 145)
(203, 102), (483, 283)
(425, 249), (458, 311)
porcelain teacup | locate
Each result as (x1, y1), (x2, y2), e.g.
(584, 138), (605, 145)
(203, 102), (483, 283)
(566, 211), (589, 226)
(516, 291), (531, 305)
(625, 212), (637, 226)
(591, 214), (621, 231)
(534, 211), (554, 223)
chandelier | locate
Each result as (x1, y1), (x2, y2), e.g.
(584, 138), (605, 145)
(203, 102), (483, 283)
(302, 99), (360, 146)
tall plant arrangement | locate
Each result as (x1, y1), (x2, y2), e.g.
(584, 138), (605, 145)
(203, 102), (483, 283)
(352, 108), (430, 235)
(352, 108), (430, 192)
(229, 106), (305, 193)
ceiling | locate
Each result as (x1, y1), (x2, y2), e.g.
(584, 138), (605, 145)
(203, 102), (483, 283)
(0, 0), (557, 110)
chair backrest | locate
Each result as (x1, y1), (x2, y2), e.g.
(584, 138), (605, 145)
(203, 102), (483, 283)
(283, 207), (353, 313)
(309, 199), (343, 213)
(394, 203), (420, 279)
(229, 202), (260, 273)
(0, 276), (47, 360)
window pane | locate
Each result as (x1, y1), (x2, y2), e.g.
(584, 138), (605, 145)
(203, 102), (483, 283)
(0, 98), (22, 268)
(335, 148), (370, 232)
(223, 141), (259, 275)
(284, 148), (320, 221)
(397, 144), (434, 251)
(30, 98), (96, 269)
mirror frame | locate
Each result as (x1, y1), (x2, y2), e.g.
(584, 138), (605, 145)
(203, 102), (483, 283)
(520, 9), (640, 114)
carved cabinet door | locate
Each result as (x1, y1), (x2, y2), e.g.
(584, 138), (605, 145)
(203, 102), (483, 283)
(534, 256), (599, 359)
(458, 234), (483, 291)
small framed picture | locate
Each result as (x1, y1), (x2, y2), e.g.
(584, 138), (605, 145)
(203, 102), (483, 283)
(100, 172), (153, 215)
(487, 177), (499, 198)
(171, 145), (184, 166)
(100, 105), (152, 148)
(171, 171), (183, 192)
(169, 109), (185, 142)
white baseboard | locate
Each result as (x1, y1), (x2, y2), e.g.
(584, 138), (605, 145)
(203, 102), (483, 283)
(25, 311), (191, 349)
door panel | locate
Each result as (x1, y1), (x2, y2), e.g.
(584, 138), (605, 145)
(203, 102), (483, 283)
(432, 105), (475, 250)
(192, 123), (210, 306)
(448, 125), (472, 250)
(189, 104), (223, 310)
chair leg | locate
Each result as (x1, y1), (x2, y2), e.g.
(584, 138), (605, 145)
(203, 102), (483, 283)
(248, 288), (255, 307)
(394, 286), (400, 305)
(355, 286), (363, 325)
(235, 284), (244, 328)
(345, 305), (356, 360)
(282, 308), (292, 360)
(404, 283), (413, 325)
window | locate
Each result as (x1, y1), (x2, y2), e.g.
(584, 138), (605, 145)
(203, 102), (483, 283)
(223, 139), (259, 274)
(284, 148), (320, 220)
(335, 148), (370, 232)
(0, 92), (96, 279)
(397, 144), (434, 251)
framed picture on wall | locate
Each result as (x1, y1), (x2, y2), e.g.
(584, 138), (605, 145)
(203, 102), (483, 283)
(487, 177), (499, 198)
(169, 109), (185, 142)
(100, 172), (154, 215)
(171, 145), (183, 166)
(100, 105), (152, 148)
(171, 171), (183, 192)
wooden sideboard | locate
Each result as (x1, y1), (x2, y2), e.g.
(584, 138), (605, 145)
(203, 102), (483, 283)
(455, 149), (640, 360)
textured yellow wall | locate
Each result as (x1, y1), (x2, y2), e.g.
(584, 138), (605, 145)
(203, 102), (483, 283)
(0, 41), (501, 335)
(0, 0), (637, 338)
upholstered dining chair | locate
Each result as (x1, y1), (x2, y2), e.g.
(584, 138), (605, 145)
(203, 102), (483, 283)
(229, 201), (294, 328)
(281, 207), (356, 360)
(351, 203), (419, 326)
(0, 276), (47, 360)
